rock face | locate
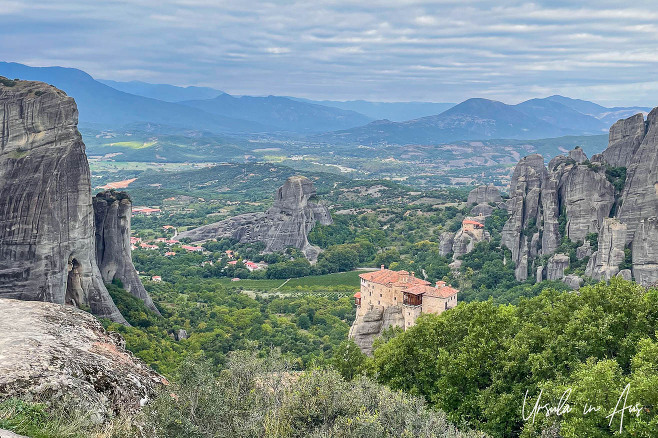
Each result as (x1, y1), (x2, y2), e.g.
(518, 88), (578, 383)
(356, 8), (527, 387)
(0, 430), (28, 438)
(348, 305), (404, 355)
(499, 108), (658, 286)
(616, 108), (658, 242)
(603, 114), (646, 167)
(563, 274), (583, 290)
(560, 164), (615, 242)
(546, 254), (570, 280)
(0, 79), (125, 323)
(502, 154), (547, 281)
(467, 185), (503, 205)
(439, 232), (455, 256)
(93, 191), (160, 315)
(178, 176), (332, 261)
(586, 218), (627, 281)
(0, 299), (164, 423)
(631, 217), (658, 286)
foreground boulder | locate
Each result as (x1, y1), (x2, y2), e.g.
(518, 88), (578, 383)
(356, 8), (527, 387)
(178, 176), (332, 261)
(0, 299), (164, 423)
(0, 78), (125, 323)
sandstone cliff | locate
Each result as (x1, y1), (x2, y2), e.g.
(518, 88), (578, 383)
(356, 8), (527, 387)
(467, 184), (503, 205)
(348, 305), (404, 355)
(178, 176), (332, 261)
(0, 78), (125, 323)
(93, 191), (160, 315)
(0, 299), (164, 423)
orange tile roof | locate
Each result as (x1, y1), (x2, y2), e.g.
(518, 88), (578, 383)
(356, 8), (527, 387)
(463, 219), (484, 227)
(359, 269), (430, 287)
(354, 292), (361, 298)
(403, 284), (458, 298)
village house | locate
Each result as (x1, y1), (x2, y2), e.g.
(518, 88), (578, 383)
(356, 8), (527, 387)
(181, 244), (204, 252)
(132, 207), (162, 216)
(151, 275), (162, 282)
(355, 266), (458, 328)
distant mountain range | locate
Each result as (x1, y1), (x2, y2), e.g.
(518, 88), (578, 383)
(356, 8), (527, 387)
(0, 62), (371, 134)
(98, 79), (224, 102)
(316, 97), (651, 145)
(290, 98), (456, 122)
(0, 62), (651, 143)
(179, 94), (372, 133)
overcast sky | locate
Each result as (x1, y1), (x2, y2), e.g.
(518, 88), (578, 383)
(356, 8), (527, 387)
(1, 0), (657, 106)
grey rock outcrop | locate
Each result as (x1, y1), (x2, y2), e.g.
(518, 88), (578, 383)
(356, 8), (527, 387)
(93, 191), (160, 315)
(603, 113), (646, 168)
(616, 108), (658, 242)
(467, 184), (503, 205)
(178, 176), (332, 261)
(586, 218), (627, 281)
(439, 232), (455, 256)
(0, 79), (125, 323)
(0, 430), (28, 438)
(175, 328), (188, 341)
(568, 147), (588, 164)
(577, 241), (593, 260)
(536, 265), (544, 283)
(547, 254), (570, 280)
(348, 305), (404, 355)
(451, 228), (490, 259)
(502, 154), (547, 281)
(617, 269), (633, 281)
(470, 203), (494, 217)
(631, 217), (658, 286)
(560, 165), (615, 242)
(0, 299), (164, 423)
(563, 274), (583, 290)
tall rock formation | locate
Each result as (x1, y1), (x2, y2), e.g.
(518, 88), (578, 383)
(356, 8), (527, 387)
(586, 218), (627, 281)
(603, 114), (647, 168)
(0, 78), (125, 323)
(631, 217), (658, 286)
(93, 190), (160, 315)
(502, 154), (546, 280)
(616, 108), (658, 242)
(559, 165), (615, 242)
(178, 176), (333, 261)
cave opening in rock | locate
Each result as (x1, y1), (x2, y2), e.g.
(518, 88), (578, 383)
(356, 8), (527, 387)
(65, 256), (84, 307)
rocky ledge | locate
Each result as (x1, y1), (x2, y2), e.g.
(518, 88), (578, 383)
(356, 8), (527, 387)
(0, 298), (165, 423)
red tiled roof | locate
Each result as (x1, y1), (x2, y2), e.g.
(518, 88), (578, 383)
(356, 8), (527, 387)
(403, 284), (458, 298)
(463, 219), (484, 227)
(359, 269), (430, 287)
(354, 292), (361, 298)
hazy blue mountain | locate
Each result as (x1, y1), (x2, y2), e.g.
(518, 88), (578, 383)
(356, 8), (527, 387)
(0, 62), (267, 133)
(514, 98), (608, 134)
(291, 98), (455, 122)
(180, 94), (373, 133)
(317, 98), (580, 145)
(99, 79), (223, 102)
(545, 95), (650, 126)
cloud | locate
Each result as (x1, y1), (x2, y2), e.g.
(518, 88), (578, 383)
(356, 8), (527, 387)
(0, 0), (657, 106)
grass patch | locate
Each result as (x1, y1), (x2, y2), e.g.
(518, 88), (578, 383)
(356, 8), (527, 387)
(217, 270), (362, 292)
(108, 141), (157, 149)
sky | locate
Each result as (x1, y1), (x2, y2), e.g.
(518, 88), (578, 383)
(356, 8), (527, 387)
(1, 0), (657, 106)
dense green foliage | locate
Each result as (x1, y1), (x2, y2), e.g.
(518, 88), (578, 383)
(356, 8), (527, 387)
(105, 279), (355, 375)
(369, 279), (658, 437)
(143, 351), (484, 438)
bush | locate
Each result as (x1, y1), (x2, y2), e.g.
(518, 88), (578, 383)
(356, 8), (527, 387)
(143, 351), (483, 438)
